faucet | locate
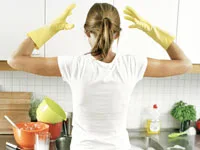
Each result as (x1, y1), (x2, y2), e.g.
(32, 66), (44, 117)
(66, 112), (73, 137)
(62, 112), (73, 137)
(56, 112), (73, 149)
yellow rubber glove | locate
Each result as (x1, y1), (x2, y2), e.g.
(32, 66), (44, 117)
(124, 6), (175, 50)
(28, 4), (76, 49)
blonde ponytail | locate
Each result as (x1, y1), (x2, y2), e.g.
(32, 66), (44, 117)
(92, 18), (114, 60)
(84, 3), (121, 61)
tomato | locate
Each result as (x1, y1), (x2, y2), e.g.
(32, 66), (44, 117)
(196, 119), (200, 131)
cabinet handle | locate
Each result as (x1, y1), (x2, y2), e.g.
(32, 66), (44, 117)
(32, 50), (40, 56)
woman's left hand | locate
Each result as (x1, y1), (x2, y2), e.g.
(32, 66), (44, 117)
(28, 4), (76, 49)
(50, 3), (76, 32)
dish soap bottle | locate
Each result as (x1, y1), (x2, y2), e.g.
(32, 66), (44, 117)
(146, 104), (161, 134)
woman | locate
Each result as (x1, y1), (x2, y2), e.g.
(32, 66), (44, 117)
(8, 3), (192, 150)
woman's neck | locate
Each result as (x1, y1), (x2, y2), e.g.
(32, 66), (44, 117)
(94, 50), (116, 63)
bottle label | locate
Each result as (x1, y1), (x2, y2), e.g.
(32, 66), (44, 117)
(150, 120), (160, 132)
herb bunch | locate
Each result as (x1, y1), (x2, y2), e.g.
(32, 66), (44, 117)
(171, 101), (196, 122)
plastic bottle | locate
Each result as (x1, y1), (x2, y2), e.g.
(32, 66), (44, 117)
(146, 104), (161, 134)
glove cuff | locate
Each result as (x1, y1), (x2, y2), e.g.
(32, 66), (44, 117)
(27, 26), (57, 49)
(147, 26), (175, 50)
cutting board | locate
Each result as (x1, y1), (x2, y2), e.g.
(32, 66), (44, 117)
(0, 92), (31, 134)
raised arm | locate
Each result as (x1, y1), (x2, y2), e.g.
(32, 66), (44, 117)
(7, 37), (61, 76)
(124, 6), (192, 77)
(7, 4), (76, 76)
(144, 42), (192, 77)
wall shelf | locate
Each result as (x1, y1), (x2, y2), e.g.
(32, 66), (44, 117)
(1, 61), (200, 73)
(191, 64), (200, 73)
(0, 61), (14, 71)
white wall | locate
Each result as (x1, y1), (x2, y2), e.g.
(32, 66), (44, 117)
(0, 71), (200, 129)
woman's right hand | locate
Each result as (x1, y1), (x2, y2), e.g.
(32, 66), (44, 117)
(123, 6), (152, 33)
(123, 6), (192, 77)
(123, 6), (174, 50)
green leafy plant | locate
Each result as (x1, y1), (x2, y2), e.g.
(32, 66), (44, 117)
(29, 94), (44, 121)
(171, 101), (196, 122)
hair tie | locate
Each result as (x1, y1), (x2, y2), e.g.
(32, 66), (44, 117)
(103, 17), (110, 22)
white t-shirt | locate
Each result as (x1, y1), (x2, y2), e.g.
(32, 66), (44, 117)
(58, 53), (147, 150)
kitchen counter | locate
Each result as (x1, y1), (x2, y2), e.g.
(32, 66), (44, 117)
(1, 130), (200, 150)
(0, 135), (16, 150)
(0, 135), (57, 150)
(153, 131), (200, 150)
(128, 129), (200, 150)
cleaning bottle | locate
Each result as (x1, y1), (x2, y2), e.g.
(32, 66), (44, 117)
(146, 104), (161, 134)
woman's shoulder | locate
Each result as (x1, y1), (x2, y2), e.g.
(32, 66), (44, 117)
(119, 53), (147, 60)
(116, 53), (147, 66)
(74, 54), (94, 64)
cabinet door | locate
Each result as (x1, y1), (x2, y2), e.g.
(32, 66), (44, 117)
(0, 0), (45, 60)
(46, 0), (113, 57)
(113, 0), (178, 59)
(177, 0), (200, 64)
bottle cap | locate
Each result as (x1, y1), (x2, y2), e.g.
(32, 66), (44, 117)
(153, 104), (158, 109)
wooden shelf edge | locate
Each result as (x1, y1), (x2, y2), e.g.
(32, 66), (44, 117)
(190, 64), (200, 73)
(1, 61), (200, 73)
(0, 61), (15, 71)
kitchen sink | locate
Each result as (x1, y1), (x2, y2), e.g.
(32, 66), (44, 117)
(167, 136), (195, 150)
(129, 136), (164, 150)
(168, 137), (188, 147)
(55, 136), (164, 150)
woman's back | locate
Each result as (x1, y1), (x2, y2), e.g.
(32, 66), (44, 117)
(58, 53), (147, 149)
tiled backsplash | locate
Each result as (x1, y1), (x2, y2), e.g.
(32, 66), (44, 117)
(0, 71), (200, 129)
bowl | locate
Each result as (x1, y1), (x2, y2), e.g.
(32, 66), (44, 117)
(13, 122), (49, 149)
(36, 97), (66, 124)
(40, 121), (63, 140)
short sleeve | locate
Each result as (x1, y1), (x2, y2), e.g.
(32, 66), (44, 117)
(57, 56), (76, 83)
(131, 55), (148, 82)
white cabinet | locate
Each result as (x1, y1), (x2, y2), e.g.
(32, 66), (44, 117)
(0, 0), (45, 60)
(45, 0), (113, 57)
(177, 0), (200, 64)
(113, 0), (178, 59)
(1, 0), (199, 64)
